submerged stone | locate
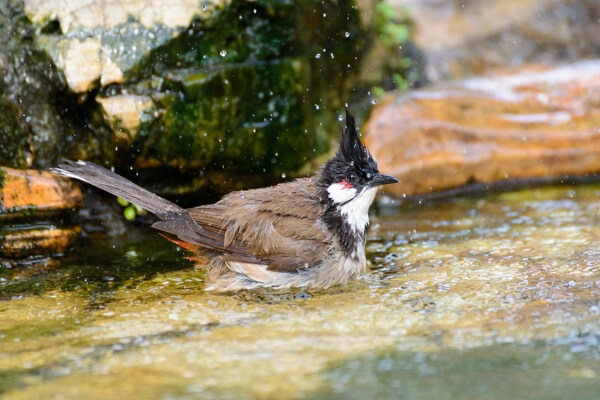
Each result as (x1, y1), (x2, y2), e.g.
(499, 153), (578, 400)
(1, 184), (600, 397)
(365, 60), (600, 197)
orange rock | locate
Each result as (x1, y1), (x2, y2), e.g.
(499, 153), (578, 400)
(0, 227), (80, 258)
(0, 167), (83, 220)
(364, 61), (600, 197)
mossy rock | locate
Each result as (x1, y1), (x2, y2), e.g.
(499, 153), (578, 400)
(118, 0), (362, 191)
(8, 0), (363, 195)
(132, 58), (312, 175)
(0, 0), (114, 169)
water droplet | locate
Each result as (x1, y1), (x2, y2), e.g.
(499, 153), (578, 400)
(345, 32), (350, 38)
(371, 99), (377, 105)
(314, 104), (320, 110)
(315, 53), (321, 59)
(281, 173), (286, 178)
(220, 50), (227, 57)
(338, 114), (344, 121)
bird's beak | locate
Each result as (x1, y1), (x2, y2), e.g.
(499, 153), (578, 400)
(369, 173), (400, 187)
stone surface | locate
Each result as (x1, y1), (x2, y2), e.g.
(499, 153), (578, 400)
(26, 0), (226, 93)
(0, 167), (83, 260)
(1, 184), (600, 397)
(56, 38), (124, 92)
(17, 0), (364, 194)
(364, 60), (600, 197)
(0, 227), (80, 258)
(391, 0), (600, 81)
(0, 0), (115, 169)
(0, 167), (83, 220)
(25, 0), (227, 31)
(97, 94), (153, 146)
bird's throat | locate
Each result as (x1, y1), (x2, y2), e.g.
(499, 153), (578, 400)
(338, 186), (378, 233)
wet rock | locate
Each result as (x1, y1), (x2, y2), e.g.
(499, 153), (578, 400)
(55, 38), (123, 93)
(0, 226), (80, 259)
(25, 0), (224, 31)
(0, 167), (83, 220)
(364, 60), (600, 197)
(0, 167), (83, 261)
(96, 94), (154, 147)
(26, 0), (224, 92)
(2, 184), (600, 397)
(392, 0), (600, 81)
(19, 0), (363, 194)
(0, 0), (115, 169)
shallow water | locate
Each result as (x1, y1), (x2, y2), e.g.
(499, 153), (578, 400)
(2, 184), (600, 399)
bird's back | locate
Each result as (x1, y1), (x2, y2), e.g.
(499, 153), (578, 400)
(186, 176), (334, 275)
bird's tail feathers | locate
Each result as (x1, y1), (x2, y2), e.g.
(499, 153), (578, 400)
(51, 160), (182, 219)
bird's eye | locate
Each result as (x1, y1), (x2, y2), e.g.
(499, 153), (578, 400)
(348, 173), (356, 182)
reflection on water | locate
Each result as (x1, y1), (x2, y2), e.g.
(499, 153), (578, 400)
(1, 184), (600, 398)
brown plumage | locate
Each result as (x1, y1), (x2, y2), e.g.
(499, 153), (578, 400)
(52, 112), (399, 292)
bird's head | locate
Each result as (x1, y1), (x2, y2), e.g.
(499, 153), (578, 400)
(318, 110), (399, 212)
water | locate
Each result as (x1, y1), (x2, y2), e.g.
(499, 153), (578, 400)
(2, 184), (600, 398)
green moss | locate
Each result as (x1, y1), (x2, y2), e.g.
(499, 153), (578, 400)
(132, 0), (297, 77)
(133, 59), (310, 174)
(123, 0), (360, 181)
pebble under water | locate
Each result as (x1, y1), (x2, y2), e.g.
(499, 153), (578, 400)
(1, 184), (600, 399)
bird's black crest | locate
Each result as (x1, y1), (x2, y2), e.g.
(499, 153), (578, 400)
(317, 110), (380, 191)
(338, 110), (374, 171)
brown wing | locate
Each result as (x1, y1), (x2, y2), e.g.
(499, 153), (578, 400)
(185, 177), (333, 272)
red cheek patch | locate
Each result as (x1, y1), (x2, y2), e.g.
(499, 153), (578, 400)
(340, 180), (353, 190)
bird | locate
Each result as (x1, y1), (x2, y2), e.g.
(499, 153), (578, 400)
(51, 111), (399, 292)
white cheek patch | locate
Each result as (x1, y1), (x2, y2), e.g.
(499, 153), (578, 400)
(327, 182), (357, 204)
